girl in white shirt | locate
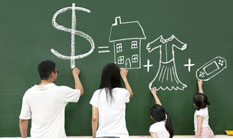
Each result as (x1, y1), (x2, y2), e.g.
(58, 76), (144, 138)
(193, 80), (214, 138)
(90, 63), (133, 138)
(149, 88), (174, 138)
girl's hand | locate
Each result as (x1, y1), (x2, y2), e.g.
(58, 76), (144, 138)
(197, 80), (204, 94)
(120, 68), (128, 79)
(151, 88), (157, 96)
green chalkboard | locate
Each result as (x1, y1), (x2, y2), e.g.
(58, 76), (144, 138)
(0, 0), (233, 137)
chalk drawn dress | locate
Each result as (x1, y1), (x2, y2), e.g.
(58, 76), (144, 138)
(146, 35), (187, 91)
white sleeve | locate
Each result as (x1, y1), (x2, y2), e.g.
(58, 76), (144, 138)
(90, 91), (99, 107)
(195, 109), (204, 116)
(19, 93), (31, 120)
(124, 89), (130, 103)
(149, 124), (159, 133)
(60, 86), (81, 103)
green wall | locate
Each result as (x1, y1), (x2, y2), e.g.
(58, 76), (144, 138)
(0, 0), (232, 137)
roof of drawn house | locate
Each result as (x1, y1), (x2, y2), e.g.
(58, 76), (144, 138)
(109, 16), (146, 42)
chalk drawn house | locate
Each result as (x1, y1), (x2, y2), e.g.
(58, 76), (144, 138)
(109, 16), (146, 69)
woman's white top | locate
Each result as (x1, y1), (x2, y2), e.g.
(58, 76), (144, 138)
(90, 88), (130, 138)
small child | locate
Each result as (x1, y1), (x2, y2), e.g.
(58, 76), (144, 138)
(193, 80), (214, 138)
(149, 88), (174, 138)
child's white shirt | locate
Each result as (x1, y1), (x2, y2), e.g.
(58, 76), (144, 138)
(149, 121), (170, 138)
(90, 88), (130, 138)
(194, 107), (210, 131)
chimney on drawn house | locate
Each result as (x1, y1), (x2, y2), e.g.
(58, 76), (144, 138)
(114, 16), (121, 26)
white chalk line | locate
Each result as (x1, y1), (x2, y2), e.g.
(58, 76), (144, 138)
(98, 46), (109, 49)
(51, 3), (95, 69)
(196, 56), (227, 81)
(109, 16), (145, 70)
(147, 35), (187, 91)
(98, 50), (111, 53)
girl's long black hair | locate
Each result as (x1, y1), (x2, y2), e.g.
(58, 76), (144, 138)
(99, 63), (122, 102)
(150, 104), (174, 138)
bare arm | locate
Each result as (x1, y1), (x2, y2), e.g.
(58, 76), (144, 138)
(19, 119), (28, 138)
(72, 67), (84, 96)
(198, 80), (204, 94)
(151, 88), (162, 105)
(120, 68), (133, 98)
(195, 115), (203, 138)
(150, 132), (158, 138)
(92, 106), (99, 138)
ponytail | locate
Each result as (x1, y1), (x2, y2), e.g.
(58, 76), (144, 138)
(150, 105), (174, 138)
(165, 112), (174, 138)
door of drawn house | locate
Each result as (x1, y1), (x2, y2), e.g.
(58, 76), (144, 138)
(125, 58), (132, 68)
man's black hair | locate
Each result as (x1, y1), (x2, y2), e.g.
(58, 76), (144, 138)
(38, 60), (56, 80)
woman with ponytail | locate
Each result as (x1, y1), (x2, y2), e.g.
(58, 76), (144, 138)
(149, 88), (174, 138)
(90, 63), (133, 138)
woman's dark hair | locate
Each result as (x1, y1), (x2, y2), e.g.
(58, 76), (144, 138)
(193, 93), (210, 110)
(150, 104), (174, 138)
(38, 60), (56, 80)
(99, 63), (122, 102)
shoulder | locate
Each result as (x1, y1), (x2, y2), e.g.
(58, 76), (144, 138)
(113, 88), (129, 94)
(90, 89), (102, 98)
(56, 85), (79, 93)
(150, 121), (165, 132)
(195, 107), (208, 116)
(90, 89), (102, 107)
(93, 89), (101, 95)
(23, 85), (37, 96)
(57, 85), (71, 90)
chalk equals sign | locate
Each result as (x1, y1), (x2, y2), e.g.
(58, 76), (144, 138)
(98, 46), (111, 54)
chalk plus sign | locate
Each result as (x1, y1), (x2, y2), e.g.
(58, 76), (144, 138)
(184, 58), (195, 72)
(143, 59), (153, 72)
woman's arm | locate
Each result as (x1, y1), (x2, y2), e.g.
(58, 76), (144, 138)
(198, 80), (204, 94)
(120, 68), (133, 98)
(151, 88), (162, 106)
(150, 132), (158, 138)
(195, 115), (203, 138)
(92, 106), (99, 138)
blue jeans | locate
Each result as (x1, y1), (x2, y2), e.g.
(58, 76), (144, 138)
(96, 136), (120, 138)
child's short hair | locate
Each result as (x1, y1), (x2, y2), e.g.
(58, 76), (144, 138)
(193, 93), (210, 110)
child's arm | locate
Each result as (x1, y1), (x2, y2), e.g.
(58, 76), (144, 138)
(150, 132), (158, 138)
(91, 106), (99, 138)
(120, 68), (133, 98)
(198, 80), (204, 94)
(195, 115), (203, 138)
(151, 88), (162, 106)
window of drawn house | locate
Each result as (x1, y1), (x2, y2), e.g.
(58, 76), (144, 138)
(116, 43), (122, 53)
(131, 41), (138, 49)
(132, 54), (138, 63)
(118, 56), (124, 64)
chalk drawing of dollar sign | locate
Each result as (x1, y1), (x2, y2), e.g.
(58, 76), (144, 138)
(51, 3), (95, 69)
